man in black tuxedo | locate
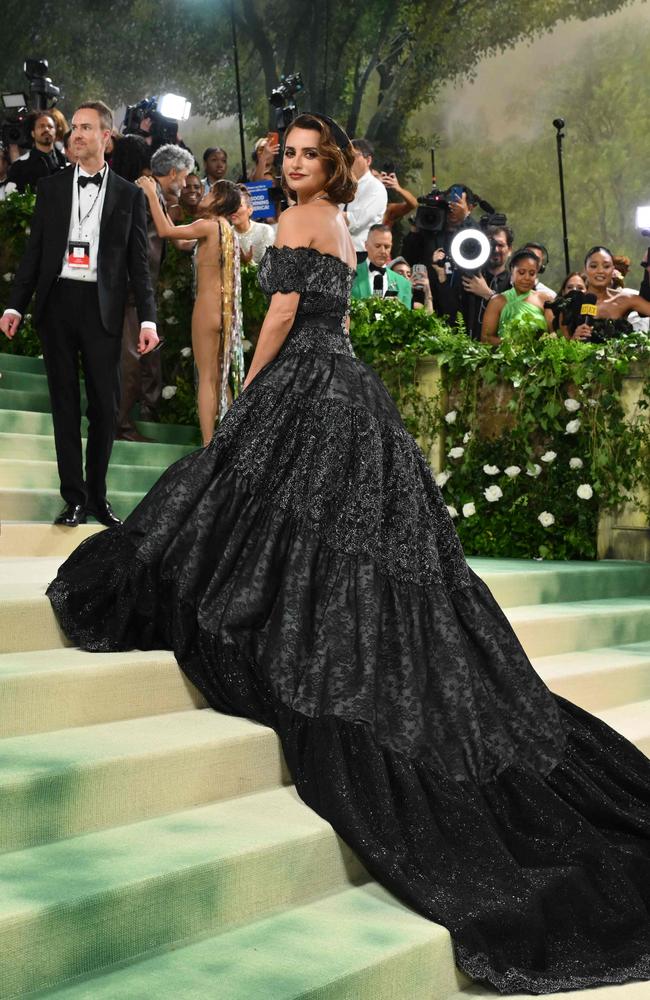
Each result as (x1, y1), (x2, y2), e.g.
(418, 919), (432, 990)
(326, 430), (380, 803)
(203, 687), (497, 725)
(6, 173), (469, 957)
(0, 101), (158, 527)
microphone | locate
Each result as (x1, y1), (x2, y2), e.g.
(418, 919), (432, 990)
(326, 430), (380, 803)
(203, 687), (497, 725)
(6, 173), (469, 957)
(579, 292), (598, 326)
(373, 272), (384, 297)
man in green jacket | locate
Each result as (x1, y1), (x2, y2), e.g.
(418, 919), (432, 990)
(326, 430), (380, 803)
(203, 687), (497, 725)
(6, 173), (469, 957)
(351, 224), (412, 307)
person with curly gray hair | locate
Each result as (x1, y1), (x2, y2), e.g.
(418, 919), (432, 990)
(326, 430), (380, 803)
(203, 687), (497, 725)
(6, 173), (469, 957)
(116, 143), (195, 440)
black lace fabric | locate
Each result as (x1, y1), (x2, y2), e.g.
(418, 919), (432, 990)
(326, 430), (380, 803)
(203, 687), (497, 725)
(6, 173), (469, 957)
(47, 246), (650, 994)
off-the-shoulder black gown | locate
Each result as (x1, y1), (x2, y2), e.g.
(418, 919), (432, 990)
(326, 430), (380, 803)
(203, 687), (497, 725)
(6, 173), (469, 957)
(48, 247), (650, 995)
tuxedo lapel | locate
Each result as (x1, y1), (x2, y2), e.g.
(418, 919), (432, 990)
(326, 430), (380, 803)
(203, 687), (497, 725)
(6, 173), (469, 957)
(55, 167), (74, 238)
(99, 168), (118, 243)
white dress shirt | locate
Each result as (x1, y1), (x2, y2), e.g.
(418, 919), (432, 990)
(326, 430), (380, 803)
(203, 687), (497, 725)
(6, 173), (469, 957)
(59, 163), (108, 282)
(3, 163), (156, 330)
(367, 262), (388, 296)
(346, 170), (388, 252)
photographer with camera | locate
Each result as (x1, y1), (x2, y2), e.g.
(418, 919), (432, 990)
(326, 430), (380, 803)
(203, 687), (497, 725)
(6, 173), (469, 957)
(345, 139), (388, 261)
(435, 223), (514, 339)
(380, 170), (419, 227)
(7, 110), (66, 193)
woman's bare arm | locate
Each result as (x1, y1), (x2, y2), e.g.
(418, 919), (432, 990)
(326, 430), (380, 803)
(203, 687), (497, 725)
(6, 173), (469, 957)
(136, 176), (212, 240)
(243, 208), (310, 388)
(481, 295), (505, 345)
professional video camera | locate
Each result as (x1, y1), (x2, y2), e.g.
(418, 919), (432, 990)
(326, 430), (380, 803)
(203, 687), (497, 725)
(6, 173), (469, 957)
(268, 73), (304, 133)
(1, 58), (61, 150)
(122, 93), (191, 149)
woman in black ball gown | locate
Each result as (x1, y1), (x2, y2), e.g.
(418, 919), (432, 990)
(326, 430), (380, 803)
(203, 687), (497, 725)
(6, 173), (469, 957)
(48, 114), (650, 995)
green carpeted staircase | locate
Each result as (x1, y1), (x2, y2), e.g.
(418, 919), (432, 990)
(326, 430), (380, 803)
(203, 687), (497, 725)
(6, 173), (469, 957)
(2, 353), (650, 998)
(0, 352), (199, 522)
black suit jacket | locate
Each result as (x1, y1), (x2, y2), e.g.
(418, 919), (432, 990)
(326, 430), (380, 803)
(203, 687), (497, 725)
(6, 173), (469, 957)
(8, 166), (156, 337)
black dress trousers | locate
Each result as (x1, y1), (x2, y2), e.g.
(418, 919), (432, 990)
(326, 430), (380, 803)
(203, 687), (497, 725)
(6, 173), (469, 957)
(39, 278), (122, 507)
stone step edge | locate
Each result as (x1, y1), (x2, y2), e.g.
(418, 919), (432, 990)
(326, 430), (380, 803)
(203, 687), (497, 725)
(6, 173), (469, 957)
(0, 709), (287, 853)
(37, 883), (460, 1000)
(0, 787), (366, 999)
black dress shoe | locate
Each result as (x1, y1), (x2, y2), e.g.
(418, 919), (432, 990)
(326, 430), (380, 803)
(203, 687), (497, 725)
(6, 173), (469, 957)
(54, 503), (87, 527)
(87, 500), (123, 528)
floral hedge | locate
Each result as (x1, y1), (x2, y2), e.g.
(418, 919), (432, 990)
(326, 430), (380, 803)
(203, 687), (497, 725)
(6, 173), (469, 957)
(2, 190), (649, 560)
(350, 298), (650, 560)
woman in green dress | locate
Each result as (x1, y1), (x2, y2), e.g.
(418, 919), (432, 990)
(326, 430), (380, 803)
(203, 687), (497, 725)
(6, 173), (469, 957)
(481, 248), (549, 345)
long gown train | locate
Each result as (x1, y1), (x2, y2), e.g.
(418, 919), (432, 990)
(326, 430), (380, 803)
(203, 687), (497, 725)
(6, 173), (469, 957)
(47, 246), (650, 995)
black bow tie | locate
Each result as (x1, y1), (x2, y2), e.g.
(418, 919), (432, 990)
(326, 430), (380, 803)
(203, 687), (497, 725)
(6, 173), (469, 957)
(78, 172), (103, 188)
(368, 263), (385, 276)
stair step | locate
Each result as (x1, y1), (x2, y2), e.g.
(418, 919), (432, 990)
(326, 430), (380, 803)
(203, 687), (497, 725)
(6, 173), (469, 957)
(4, 558), (650, 658)
(470, 557), (650, 607)
(0, 406), (200, 446)
(37, 884), (458, 1000)
(0, 457), (164, 493)
(0, 709), (285, 853)
(0, 786), (365, 999)
(0, 523), (104, 557)
(0, 352), (46, 374)
(0, 367), (50, 392)
(506, 597), (650, 657)
(0, 431), (194, 468)
(0, 646), (203, 738)
(596, 698), (650, 754)
(0, 486), (145, 524)
(533, 641), (650, 712)
(0, 385), (51, 412)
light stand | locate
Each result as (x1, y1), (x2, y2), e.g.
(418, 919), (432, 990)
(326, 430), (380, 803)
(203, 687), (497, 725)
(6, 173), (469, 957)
(553, 117), (570, 274)
(230, 0), (247, 181)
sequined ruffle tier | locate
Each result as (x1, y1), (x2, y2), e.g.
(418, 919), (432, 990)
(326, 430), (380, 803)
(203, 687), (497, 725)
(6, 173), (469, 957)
(47, 317), (650, 993)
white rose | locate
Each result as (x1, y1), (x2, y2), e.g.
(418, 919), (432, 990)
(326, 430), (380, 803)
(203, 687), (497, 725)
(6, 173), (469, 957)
(564, 398), (581, 412)
(577, 483), (593, 500)
(569, 457), (583, 470)
(435, 470), (452, 487)
(161, 385), (178, 400)
(3, 273), (13, 282)
(448, 446), (464, 459)
(166, 316), (179, 325)
(446, 505), (459, 519)
(462, 431), (472, 444)
(180, 346), (192, 358)
(484, 484), (503, 502)
(242, 339), (252, 351)
(538, 511), (555, 527)
(483, 464), (500, 475)
(444, 410), (457, 424)
(462, 502), (476, 518)
(374, 313), (382, 321)
(541, 451), (556, 463)
(162, 288), (175, 300)
(587, 399), (598, 408)
(526, 464), (542, 478)
(595, 349), (606, 359)
(504, 465), (521, 477)
(565, 419), (581, 434)
(24, 226), (30, 235)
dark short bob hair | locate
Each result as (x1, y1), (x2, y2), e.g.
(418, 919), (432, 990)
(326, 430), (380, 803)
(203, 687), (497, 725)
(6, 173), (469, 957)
(205, 178), (241, 218)
(282, 113), (356, 205)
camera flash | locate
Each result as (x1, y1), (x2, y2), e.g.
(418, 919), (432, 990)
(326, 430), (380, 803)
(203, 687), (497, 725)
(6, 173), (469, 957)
(159, 93), (191, 121)
(635, 206), (650, 230)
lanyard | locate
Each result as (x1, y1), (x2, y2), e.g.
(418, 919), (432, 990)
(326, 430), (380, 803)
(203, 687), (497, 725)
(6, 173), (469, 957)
(76, 167), (105, 236)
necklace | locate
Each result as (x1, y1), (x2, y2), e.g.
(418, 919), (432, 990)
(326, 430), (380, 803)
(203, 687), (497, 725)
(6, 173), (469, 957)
(308, 193), (330, 204)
